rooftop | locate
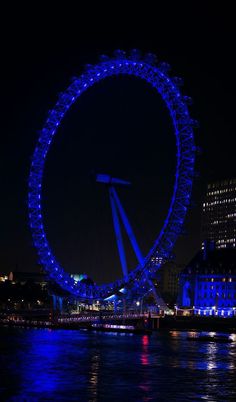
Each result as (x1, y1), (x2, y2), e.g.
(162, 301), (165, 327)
(182, 248), (236, 275)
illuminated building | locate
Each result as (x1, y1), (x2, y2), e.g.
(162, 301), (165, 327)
(0, 273), (8, 282)
(202, 178), (236, 249)
(178, 247), (236, 317)
(8, 271), (48, 289)
(150, 255), (164, 267)
(70, 273), (88, 283)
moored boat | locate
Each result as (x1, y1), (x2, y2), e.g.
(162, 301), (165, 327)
(89, 323), (152, 334)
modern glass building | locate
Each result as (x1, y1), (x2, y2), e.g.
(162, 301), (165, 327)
(202, 178), (236, 249)
(178, 247), (236, 317)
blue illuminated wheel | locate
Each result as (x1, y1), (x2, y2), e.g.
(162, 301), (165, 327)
(28, 50), (196, 299)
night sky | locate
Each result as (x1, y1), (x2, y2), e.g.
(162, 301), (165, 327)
(1, 4), (236, 284)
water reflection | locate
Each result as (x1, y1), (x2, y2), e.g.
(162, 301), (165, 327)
(206, 342), (218, 370)
(0, 327), (235, 401)
(139, 335), (151, 400)
(140, 335), (149, 366)
(88, 353), (100, 402)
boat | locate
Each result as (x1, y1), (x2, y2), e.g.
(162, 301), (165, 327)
(89, 323), (152, 334)
(187, 334), (233, 343)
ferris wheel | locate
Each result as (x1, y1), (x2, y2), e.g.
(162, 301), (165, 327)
(28, 49), (196, 300)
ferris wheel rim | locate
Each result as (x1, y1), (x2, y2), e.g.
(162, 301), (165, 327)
(28, 51), (196, 299)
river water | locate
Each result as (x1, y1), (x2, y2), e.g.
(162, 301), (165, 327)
(0, 327), (235, 401)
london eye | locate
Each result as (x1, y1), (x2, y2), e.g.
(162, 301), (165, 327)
(28, 49), (196, 300)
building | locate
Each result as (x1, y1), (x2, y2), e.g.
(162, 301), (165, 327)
(0, 271), (50, 311)
(202, 178), (236, 249)
(8, 271), (48, 289)
(178, 246), (236, 317)
(156, 261), (184, 305)
(0, 273), (8, 282)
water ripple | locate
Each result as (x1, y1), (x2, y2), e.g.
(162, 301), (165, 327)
(0, 328), (235, 401)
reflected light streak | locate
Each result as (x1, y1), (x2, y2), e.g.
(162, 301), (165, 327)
(139, 335), (151, 397)
(88, 353), (100, 402)
(141, 335), (149, 366)
(206, 343), (218, 370)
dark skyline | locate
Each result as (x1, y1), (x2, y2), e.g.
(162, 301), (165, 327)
(1, 4), (236, 284)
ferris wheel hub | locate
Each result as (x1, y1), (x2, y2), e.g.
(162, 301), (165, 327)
(96, 173), (131, 186)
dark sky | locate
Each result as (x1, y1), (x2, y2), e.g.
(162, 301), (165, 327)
(1, 3), (236, 284)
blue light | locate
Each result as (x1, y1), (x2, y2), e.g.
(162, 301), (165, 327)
(194, 307), (235, 318)
(28, 50), (196, 300)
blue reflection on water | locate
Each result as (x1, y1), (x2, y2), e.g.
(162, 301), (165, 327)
(0, 327), (236, 401)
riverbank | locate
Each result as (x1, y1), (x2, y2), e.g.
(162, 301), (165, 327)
(159, 316), (236, 333)
(1, 315), (236, 333)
